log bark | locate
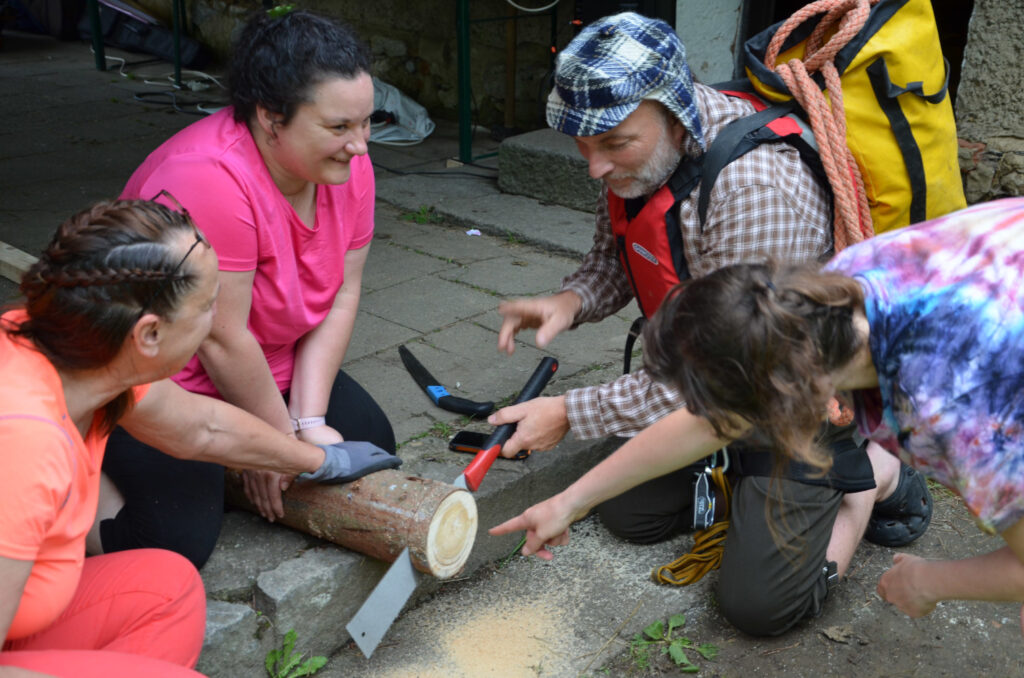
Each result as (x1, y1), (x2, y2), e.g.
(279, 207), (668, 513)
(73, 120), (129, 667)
(224, 469), (477, 578)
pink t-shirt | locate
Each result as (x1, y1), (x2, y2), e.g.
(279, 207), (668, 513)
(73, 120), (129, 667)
(121, 108), (375, 397)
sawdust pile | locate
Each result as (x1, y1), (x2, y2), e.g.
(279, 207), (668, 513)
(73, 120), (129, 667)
(373, 597), (570, 677)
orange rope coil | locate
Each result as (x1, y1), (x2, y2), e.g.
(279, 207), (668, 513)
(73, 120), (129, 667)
(766, 0), (878, 250)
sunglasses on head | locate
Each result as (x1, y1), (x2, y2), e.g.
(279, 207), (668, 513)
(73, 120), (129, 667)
(137, 190), (209, 314)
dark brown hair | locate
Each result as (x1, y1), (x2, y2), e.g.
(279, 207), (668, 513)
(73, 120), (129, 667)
(6, 199), (201, 432)
(229, 10), (371, 125)
(643, 261), (866, 473)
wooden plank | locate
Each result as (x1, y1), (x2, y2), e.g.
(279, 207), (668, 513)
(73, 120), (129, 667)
(0, 241), (37, 285)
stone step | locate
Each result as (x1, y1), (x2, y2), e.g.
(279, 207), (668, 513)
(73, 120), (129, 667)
(498, 128), (602, 214)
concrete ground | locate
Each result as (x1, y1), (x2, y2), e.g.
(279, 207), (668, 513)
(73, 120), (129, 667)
(2, 29), (1022, 678)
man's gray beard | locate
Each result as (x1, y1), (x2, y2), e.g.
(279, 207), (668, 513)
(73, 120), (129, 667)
(607, 132), (684, 200)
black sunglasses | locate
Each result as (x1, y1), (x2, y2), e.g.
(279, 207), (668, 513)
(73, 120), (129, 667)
(138, 190), (209, 315)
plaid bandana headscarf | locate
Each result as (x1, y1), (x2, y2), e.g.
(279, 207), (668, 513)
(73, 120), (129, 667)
(546, 12), (704, 150)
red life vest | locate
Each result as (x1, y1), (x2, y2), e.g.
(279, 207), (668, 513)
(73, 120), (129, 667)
(608, 161), (698, 319)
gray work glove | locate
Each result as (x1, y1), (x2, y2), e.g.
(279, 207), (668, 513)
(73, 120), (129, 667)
(303, 441), (402, 484)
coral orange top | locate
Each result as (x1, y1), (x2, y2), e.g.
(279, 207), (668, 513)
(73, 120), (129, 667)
(0, 312), (149, 639)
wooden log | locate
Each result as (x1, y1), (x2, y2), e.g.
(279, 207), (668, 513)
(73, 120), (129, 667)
(224, 469), (477, 579)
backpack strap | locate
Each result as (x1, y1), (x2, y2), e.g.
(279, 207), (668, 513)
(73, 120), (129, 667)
(697, 101), (803, 227)
(622, 316), (645, 375)
(865, 57), (951, 225)
(665, 153), (703, 201)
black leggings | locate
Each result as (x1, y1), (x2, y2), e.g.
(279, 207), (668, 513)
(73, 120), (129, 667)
(100, 370), (395, 569)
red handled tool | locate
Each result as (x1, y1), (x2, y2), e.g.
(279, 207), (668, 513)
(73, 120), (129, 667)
(453, 356), (557, 490)
(345, 356), (558, 658)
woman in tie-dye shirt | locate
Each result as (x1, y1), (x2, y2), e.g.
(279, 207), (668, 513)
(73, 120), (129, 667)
(491, 198), (1024, 632)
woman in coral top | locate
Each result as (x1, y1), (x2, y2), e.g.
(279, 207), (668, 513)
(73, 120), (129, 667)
(0, 199), (393, 676)
(107, 9), (396, 569)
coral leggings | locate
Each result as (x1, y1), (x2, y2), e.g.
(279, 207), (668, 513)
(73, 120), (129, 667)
(1, 549), (206, 677)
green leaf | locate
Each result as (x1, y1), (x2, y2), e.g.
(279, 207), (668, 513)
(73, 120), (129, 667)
(282, 629), (297, 655)
(697, 642), (719, 660)
(667, 613), (687, 637)
(279, 652), (302, 677)
(266, 4), (295, 18)
(265, 649), (281, 676)
(289, 655), (328, 677)
(668, 641), (694, 667)
(642, 620), (665, 640)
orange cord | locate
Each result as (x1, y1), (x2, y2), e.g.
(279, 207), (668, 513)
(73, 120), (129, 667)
(765, 0), (878, 251)
(651, 467), (734, 586)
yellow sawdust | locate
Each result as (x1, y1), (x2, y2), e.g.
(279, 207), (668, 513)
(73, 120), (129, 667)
(373, 599), (567, 677)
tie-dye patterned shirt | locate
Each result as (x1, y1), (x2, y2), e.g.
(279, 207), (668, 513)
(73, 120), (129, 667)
(827, 197), (1024, 534)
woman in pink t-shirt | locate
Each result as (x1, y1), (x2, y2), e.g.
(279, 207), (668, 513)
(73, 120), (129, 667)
(101, 10), (398, 568)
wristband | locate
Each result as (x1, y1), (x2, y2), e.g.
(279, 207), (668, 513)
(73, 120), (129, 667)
(290, 416), (326, 432)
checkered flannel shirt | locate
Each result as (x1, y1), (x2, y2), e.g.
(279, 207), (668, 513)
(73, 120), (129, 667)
(561, 82), (833, 439)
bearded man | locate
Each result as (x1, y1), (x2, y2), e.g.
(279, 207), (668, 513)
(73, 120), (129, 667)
(489, 12), (931, 636)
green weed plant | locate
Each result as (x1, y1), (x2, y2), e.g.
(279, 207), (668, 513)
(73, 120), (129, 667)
(265, 629), (327, 678)
(629, 613), (717, 673)
(403, 205), (443, 224)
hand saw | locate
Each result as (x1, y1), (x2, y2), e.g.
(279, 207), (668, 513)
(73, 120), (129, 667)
(345, 356), (558, 657)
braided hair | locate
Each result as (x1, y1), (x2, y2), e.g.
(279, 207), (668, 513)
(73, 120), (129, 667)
(6, 199), (201, 431)
(642, 261), (865, 473)
(228, 9), (371, 126)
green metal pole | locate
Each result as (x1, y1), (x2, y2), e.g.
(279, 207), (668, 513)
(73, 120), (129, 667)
(171, 0), (183, 88)
(87, 0), (105, 71)
(456, 0), (472, 164)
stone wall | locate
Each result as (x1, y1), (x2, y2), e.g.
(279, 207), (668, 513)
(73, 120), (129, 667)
(954, 0), (1024, 203)
(137, 0), (576, 131)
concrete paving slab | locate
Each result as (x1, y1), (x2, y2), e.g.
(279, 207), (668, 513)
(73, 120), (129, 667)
(346, 311), (421, 363)
(378, 221), (532, 271)
(375, 171), (501, 212)
(445, 249), (575, 298)
(361, 275), (497, 333)
(0, 278), (19, 301)
(0, 112), (192, 161)
(436, 191), (596, 257)
(361, 234), (459, 292)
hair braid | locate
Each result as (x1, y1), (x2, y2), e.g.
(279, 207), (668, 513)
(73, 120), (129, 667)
(5, 199), (202, 434)
(45, 265), (179, 289)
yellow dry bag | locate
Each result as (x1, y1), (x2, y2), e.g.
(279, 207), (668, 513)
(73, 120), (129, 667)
(743, 0), (965, 236)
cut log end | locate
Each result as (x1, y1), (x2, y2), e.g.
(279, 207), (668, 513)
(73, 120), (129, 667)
(425, 489), (478, 579)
